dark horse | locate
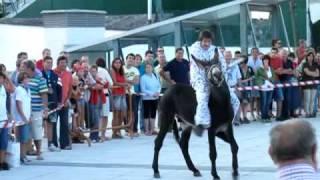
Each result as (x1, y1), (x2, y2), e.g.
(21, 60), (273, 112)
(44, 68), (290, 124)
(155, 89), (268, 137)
(152, 62), (239, 180)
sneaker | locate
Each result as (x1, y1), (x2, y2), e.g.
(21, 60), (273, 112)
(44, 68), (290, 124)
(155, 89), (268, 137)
(48, 145), (61, 152)
(112, 134), (123, 139)
(27, 150), (37, 156)
(242, 117), (250, 124)
(61, 146), (72, 150)
(276, 117), (285, 121)
(20, 157), (31, 164)
(233, 122), (241, 126)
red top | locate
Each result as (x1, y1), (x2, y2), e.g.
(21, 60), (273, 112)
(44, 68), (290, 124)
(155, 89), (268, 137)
(270, 55), (283, 70)
(36, 59), (44, 71)
(54, 68), (73, 104)
(270, 55), (283, 80)
(89, 80), (109, 104)
(112, 72), (126, 95)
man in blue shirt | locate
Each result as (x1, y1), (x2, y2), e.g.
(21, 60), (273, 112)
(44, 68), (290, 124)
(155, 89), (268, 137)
(160, 48), (190, 85)
(42, 56), (62, 151)
(139, 50), (155, 76)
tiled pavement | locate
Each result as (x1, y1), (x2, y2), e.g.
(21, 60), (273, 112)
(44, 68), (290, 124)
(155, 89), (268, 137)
(1, 117), (320, 180)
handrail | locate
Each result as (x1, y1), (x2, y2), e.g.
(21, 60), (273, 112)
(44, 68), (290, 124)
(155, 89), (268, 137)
(2, 0), (33, 16)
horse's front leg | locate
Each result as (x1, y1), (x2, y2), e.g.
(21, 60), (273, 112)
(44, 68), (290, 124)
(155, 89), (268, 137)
(179, 127), (201, 177)
(228, 125), (239, 177)
(152, 113), (171, 178)
(208, 128), (220, 180)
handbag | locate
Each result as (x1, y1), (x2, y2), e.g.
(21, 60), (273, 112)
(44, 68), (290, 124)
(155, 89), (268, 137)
(6, 138), (20, 168)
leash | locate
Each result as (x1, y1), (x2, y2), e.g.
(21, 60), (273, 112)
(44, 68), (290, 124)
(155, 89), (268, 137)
(80, 86), (133, 133)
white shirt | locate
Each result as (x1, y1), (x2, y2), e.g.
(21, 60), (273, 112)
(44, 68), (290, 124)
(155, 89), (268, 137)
(12, 86), (31, 126)
(261, 67), (274, 91)
(278, 163), (319, 180)
(124, 66), (140, 94)
(248, 56), (263, 72)
(225, 63), (241, 87)
(97, 67), (113, 94)
(0, 85), (8, 127)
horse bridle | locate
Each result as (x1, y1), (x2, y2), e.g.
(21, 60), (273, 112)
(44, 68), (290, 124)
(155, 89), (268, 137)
(207, 64), (225, 87)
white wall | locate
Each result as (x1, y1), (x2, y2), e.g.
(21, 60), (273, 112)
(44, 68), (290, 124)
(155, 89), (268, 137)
(44, 27), (106, 65)
(0, 25), (108, 71)
(0, 24), (45, 71)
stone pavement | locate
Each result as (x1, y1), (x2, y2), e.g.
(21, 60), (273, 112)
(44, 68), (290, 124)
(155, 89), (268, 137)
(1, 117), (320, 180)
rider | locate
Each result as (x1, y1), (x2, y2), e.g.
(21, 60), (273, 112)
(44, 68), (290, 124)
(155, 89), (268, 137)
(190, 30), (239, 131)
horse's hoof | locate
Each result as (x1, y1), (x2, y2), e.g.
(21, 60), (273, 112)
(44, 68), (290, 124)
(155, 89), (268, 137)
(213, 175), (221, 180)
(233, 171), (239, 177)
(154, 172), (160, 179)
(193, 171), (202, 177)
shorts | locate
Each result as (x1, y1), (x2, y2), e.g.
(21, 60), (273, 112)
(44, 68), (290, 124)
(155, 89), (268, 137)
(143, 100), (158, 119)
(113, 95), (127, 111)
(240, 90), (251, 103)
(46, 103), (58, 123)
(273, 82), (284, 101)
(0, 128), (8, 151)
(30, 111), (43, 140)
(16, 124), (30, 143)
(101, 97), (110, 117)
(251, 90), (260, 98)
(78, 98), (85, 106)
(45, 112), (58, 123)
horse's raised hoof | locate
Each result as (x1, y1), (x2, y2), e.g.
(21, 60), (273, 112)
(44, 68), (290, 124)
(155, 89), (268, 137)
(193, 171), (202, 177)
(154, 172), (161, 179)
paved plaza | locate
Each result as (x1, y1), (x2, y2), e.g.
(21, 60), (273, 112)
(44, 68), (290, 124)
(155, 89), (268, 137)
(1, 117), (320, 180)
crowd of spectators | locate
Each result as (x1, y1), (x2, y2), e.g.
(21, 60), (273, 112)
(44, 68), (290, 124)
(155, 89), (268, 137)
(0, 37), (319, 171)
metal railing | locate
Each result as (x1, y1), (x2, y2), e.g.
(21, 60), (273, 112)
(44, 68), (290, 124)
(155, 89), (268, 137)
(1, 0), (33, 17)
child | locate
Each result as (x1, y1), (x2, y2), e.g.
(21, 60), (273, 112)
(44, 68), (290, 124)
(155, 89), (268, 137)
(70, 75), (81, 137)
(13, 72), (31, 164)
(89, 65), (109, 142)
(0, 71), (15, 170)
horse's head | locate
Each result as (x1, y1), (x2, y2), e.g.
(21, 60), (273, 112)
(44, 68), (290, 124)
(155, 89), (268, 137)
(207, 62), (224, 87)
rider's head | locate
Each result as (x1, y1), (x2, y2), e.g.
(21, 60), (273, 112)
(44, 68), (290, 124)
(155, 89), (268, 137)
(199, 30), (213, 50)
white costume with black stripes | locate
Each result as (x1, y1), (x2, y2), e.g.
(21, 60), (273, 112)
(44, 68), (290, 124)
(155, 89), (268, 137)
(190, 42), (239, 127)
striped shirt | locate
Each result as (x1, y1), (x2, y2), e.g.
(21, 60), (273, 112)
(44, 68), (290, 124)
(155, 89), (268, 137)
(278, 163), (319, 180)
(29, 74), (48, 112)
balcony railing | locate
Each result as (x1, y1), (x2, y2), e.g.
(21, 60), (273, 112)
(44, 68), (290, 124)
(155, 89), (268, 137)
(1, 0), (34, 17)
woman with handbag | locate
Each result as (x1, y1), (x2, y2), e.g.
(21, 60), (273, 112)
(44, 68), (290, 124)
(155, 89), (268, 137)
(0, 71), (15, 170)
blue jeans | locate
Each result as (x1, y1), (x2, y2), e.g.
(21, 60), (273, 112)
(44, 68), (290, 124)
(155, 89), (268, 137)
(89, 103), (101, 140)
(59, 107), (70, 148)
(0, 128), (8, 151)
(260, 91), (273, 119)
(313, 85), (320, 114)
(282, 85), (300, 118)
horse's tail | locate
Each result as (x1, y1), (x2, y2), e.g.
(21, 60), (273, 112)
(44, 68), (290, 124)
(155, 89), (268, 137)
(172, 119), (180, 143)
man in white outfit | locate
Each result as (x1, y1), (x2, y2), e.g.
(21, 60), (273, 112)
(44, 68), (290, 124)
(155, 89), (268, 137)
(190, 30), (240, 130)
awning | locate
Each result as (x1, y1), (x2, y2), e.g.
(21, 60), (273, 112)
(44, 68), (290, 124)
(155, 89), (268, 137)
(66, 0), (289, 53)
